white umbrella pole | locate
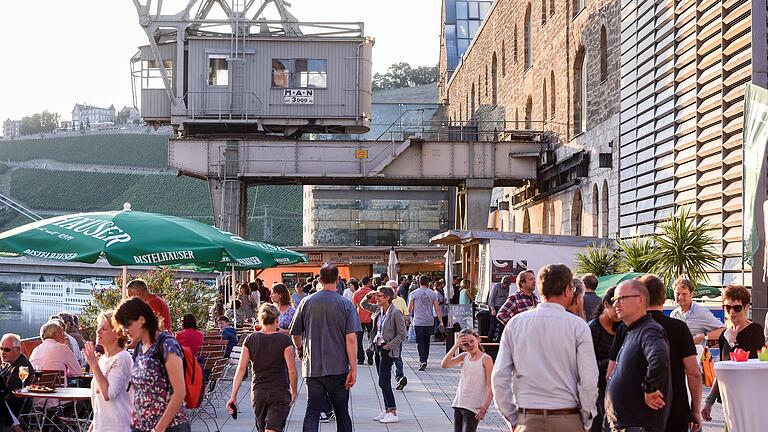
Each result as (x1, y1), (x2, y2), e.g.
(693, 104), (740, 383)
(122, 266), (128, 298)
(231, 264), (236, 329)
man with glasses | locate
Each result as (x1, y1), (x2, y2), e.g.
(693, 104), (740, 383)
(605, 279), (671, 432)
(492, 264), (598, 431)
(1, 333), (33, 432)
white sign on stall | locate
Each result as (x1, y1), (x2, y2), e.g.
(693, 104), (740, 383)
(283, 89), (314, 104)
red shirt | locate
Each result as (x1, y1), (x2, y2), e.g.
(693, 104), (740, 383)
(175, 328), (204, 356)
(352, 286), (373, 324)
(146, 294), (173, 332)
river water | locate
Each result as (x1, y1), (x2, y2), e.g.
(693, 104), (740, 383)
(0, 292), (84, 338)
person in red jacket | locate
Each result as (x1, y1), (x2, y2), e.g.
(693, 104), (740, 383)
(175, 314), (204, 357)
(127, 278), (173, 332)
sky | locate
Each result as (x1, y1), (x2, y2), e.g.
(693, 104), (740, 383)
(0, 0), (440, 123)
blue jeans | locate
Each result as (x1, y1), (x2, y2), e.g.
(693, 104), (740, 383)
(303, 374), (352, 432)
(374, 346), (397, 410)
(393, 356), (404, 379)
(414, 325), (434, 363)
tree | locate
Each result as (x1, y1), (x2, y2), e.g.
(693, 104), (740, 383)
(40, 110), (60, 133)
(616, 237), (657, 273)
(649, 207), (720, 286)
(372, 62), (438, 90)
(575, 243), (620, 276)
(19, 110), (60, 135)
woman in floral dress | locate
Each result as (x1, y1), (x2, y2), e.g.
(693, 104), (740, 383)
(270, 283), (295, 334)
(115, 297), (190, 432)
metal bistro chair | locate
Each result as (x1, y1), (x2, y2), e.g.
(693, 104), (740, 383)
(189, 358), (228, 432)
(18, 370), (64, 432)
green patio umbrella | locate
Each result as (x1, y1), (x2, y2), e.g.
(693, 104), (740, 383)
(0, 206), (308, 268)
(595, 272), (644, 296)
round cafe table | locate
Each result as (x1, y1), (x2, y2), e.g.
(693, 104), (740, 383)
(13, 387), (92, 432)
(714, 359), (768, 432)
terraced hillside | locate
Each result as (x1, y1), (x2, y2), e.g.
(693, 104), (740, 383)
(0, 133), (302, 246)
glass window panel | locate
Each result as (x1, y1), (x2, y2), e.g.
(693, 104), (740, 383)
(445, 0), (457, 22)
(469, 20), (480, 38)
(457, 20), (469, 38)
(208, 56), (229, 86)
(272, 59), (291, 88)
(468, 1), (480, 19)
(142, 60), (172, 89)
(479, 2), (491, 18)
(456, 1), (468, 19)
(458, 39), (470, 56)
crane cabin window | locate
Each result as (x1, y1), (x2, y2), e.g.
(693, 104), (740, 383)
(208, 55), (229, 86)
(272, 58), (327, 89)
(142, 60), (173, 90)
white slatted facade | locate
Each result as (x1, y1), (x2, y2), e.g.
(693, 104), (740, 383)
(619, 0), (758, 286)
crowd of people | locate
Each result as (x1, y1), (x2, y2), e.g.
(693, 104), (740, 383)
(0, 261), (763, 432)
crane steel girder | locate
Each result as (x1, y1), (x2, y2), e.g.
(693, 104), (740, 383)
(168, 138), (542, 186)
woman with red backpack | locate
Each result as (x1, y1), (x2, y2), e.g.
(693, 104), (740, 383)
(115, 297), (190, 432)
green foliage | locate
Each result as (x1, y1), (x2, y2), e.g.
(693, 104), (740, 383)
(616, 237), (657, 273)
(80, 267), (216, 340)
(575, 243), (620, 276)
(0, 134), (170, 168)
(0, 282), (21, 292)
(20, 110), (60, 135)
(372, 62), (438, 90)
(649, 207), (720, 286)
(10, 169), (144, 211)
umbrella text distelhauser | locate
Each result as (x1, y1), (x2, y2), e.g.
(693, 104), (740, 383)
(133, 250), (196, 264)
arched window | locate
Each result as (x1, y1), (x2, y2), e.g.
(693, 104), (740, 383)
(513, 25), (518, 63)
(542, 79), (548, 123)
(600, 25), (608, 82)
(465, 94), (469, 122)
(485, 65), (489, 98)
(525, 96), (533, 129)
(515, 108), (519, 128)
(523, 209), (531, 233)
(550, 71), (556, 119)
(574, 48), (587, 134)
(491, 53), (498, 105)
(602, 180), (609, 237)
(501, 41), (506, 76)
(471, 83), (476, 116)
(573, 0), (586, 17)
(524, 4), (532, 70)
(571, 189), (583, 236)
(550, 0), (555, 16)
(541, 0), (547, 24)
(592, 183), (599, 236)
(549, 202), (556, 234)
(541, 203), (548, 234)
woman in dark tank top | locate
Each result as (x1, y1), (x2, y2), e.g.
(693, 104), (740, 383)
(227, 303), (299, 432)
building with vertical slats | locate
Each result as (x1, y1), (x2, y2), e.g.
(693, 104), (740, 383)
(618, 0), (768, 286)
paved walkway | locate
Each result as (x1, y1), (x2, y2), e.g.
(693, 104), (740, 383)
(192, 339), (726, 432)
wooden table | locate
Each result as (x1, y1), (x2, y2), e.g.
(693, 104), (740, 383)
(14, 387), (92, 431)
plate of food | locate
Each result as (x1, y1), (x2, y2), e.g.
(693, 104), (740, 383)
(25, 385), (55, 393)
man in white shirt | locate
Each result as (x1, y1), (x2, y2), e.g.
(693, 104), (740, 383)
(491, 264), (598, 431)
(669, 278), (724, 345)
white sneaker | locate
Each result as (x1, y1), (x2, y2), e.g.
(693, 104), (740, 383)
(372, 411), (387, 421)
(379, 412), (399, 423)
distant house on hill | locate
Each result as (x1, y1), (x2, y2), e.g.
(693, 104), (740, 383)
(71, 103), (116, 130)
(117, 106), (141, 125)
(2, 119), (22, 139)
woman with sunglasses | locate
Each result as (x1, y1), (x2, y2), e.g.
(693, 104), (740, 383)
(701, 285), (766, 423)
(115, 297), (190, 432)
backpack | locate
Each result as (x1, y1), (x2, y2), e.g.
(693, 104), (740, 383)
(132, 332), (205, 409)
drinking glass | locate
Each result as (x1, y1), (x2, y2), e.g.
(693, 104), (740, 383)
(18, 366), (29, 384)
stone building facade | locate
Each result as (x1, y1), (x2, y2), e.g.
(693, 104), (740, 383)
(439, 0), (621, 239)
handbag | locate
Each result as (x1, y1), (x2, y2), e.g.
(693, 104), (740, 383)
(701, 347), (715, 387)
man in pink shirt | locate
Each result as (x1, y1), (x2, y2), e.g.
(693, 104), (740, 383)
(127, 278), (173, 332)
(29, 320), (82, 406)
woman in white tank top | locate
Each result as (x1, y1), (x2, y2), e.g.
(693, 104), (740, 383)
(441, 328), (494, 432)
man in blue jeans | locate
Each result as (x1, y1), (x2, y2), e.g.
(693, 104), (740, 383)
(290, 263), (362, 432)
(408, 275), (444, 370)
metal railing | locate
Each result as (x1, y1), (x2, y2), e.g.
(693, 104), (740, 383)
(183, 91), (263, 121)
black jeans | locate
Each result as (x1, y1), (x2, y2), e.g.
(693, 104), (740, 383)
(356, 322), (373, 363)
(303, 374), (352, 432)
(414, 325), (433, 363)
(374, 346), (397, 410)
(453, 407), (479, 432)
(488, 314), (502, 341)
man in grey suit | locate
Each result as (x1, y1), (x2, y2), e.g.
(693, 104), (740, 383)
(361, 286), (407, 424)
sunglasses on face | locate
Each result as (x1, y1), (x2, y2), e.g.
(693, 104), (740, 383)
(724, 304), (745, 313)
(1, 347), (14, 353)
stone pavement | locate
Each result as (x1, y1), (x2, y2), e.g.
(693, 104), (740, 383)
(192, 338), (726, 432)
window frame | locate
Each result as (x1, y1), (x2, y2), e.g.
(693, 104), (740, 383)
(271, 58), (328, 89)
(207, 54), (229, 87)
